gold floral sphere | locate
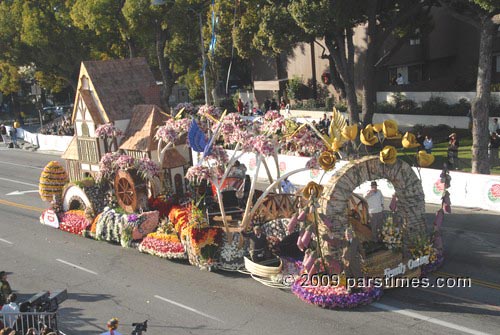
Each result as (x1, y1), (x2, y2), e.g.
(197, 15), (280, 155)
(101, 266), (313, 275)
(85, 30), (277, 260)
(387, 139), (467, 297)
(303, 181), (324, 200)
(341, 124), (358, 141)
(402, 132), (420, 149)
(382, 120), (401, 139)
(318, 151), (336, 171)
(379, 146), (398, 165)
(373, 123), (383, 133)
(417, 150), (435, 167)
(360, 125), (378, 146)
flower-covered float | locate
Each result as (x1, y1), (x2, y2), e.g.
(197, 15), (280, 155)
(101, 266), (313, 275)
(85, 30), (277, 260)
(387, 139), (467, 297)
(39, 94), (448, 309)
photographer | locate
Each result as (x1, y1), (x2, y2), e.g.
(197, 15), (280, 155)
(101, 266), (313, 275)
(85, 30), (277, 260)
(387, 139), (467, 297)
(101, 318), (122, 335)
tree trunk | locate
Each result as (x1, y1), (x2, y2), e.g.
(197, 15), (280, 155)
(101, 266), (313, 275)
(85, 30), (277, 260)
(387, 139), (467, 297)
(325, 31), (359, 124)
(327, 56), (346, 100)
(156, 25), (174, 112)
(471, 16), (493, 174)
(362, 1), (378, 125)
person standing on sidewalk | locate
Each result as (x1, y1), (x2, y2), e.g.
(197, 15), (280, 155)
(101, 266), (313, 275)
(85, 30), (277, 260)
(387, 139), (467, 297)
(447, 133), (460, 170)
(365, 181), (384, 241)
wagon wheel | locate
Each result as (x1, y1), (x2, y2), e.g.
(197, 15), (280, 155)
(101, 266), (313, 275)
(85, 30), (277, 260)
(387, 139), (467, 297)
(114, 170), (148, 213)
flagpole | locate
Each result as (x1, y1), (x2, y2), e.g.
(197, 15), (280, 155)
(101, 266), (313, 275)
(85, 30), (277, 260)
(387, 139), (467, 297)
(199, 12), (209, 106)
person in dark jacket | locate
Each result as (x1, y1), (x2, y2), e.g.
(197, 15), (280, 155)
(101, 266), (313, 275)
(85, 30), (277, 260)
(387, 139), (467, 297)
(0, 271), (12, 306)
(242, 226), (269, 262)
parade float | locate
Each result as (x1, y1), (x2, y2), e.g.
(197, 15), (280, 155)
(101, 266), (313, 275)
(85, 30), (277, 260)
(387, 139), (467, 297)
(39, 58), (447, 309)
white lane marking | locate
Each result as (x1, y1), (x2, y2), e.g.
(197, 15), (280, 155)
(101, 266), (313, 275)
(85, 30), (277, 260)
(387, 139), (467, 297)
(0, 238), (13, 245)
(372, 302), (492, 335)
(6, 190), (39, 196)
(56, 259), (98, 275)
(154, 295), (224, 322)
(0, 161), (43, 170)
(0, 177), (38, 187)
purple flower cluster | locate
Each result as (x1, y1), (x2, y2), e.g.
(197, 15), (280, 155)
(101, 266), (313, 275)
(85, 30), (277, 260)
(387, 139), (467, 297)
(95, 123), (123, 137)
(137, 157), (160, 179)
(421, 251), (444, 276)
(291, 280), (383, 309)
(260, 112), (286, 134)
(174, 102), (195, 115)
(115, 154), (135, 170)
(306, 156), (320, 169)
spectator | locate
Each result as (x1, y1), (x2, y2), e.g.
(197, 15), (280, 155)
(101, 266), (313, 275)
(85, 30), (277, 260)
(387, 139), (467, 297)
(490, 132), (500, 166)
(25, 328), (37, 335)
(447, 133), (460, 170)
(416, 132), (425, 147)
(270, 98), (278, 111)
(237, 98), (244, 114)
(9, 125), (17, 148)
(1, 294), (20, 329)
(101, 317), (123, 335)
(228, 160), (247, 179)
(396, 73), (404, 85)
(0, 328), (13, 335)
(0, 124), (6, 143)
(423, 135), (433, 154)
(279, 97), (287, 110)
(489, 118), (499, 135)
(365, 181), (384, 241)
(264, 98), (271, 112)
(319, 113), (330, 131)
(0, 271), (12, 306)
(280, 177), (296, 194)
(241, 225), (269, 262)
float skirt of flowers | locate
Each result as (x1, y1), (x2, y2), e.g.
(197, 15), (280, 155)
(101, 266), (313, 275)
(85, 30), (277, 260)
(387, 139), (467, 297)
(58, 210), (90, 235)
(291, 279), (383, 309)
(421, 251), (444, 276)
(139, 233), (187, 259)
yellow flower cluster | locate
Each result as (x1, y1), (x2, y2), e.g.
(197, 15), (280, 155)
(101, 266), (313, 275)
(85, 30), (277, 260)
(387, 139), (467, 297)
(380, 216), (402, 250)
(39, 161), (69, 202)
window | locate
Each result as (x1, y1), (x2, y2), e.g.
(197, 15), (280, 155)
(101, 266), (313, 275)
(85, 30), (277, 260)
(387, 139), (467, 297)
(410, 28), (421, 46)
(408, 64), (423, 83)
(81, 122), (89, 137)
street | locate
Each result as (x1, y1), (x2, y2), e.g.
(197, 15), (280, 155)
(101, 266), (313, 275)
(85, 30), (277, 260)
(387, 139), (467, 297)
(0, 148), (499, 335)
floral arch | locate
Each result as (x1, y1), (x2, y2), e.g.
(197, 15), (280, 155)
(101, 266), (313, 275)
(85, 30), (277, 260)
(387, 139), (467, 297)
(319, 155), (426, 258)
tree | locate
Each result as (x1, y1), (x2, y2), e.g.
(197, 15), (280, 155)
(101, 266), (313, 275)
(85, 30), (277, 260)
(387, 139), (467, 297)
(442, 0), (500, 174)
(361, 0), (435, 125)
(288, 0), (365, 124)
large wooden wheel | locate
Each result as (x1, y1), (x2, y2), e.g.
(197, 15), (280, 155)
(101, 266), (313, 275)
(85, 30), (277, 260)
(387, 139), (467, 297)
(114, 170), (148, 213)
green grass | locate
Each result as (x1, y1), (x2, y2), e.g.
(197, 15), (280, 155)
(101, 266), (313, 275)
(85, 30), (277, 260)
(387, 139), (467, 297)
(397, 138), (500, 175)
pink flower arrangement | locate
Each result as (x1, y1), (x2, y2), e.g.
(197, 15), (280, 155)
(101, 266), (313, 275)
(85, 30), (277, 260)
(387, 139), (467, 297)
(95, 123), (123, 137)
(306, 156), (320, 169)
(186, 165), (211, 184)
(137, 157), (161, 179)
(155, 118), (190, 145)
(138, 234), (187, 259)
(205, 145), (229, 164)
(288, 127), (326, 156)
(58, 210), (90, 235)
(97, 153), (160, 182)
(250, 135), (276, 157)
(198, 104), (222, 119)
(174, 102), (195, 115)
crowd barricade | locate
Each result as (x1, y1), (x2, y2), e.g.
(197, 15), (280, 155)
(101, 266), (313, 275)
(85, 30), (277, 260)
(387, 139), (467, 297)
(37, 134), (73, 151)
(0, 311), (60, 334)
(193, 150), (500, 213)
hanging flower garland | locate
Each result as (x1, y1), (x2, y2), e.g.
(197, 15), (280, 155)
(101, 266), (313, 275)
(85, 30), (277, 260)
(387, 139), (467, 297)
(96, 153), (160, 182)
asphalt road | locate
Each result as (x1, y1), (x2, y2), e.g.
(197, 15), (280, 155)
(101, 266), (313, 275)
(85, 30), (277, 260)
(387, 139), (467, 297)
(0, 147), (499, 335)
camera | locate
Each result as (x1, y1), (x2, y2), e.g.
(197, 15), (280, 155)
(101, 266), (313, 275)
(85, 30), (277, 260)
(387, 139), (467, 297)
(131, 320), (148, 334)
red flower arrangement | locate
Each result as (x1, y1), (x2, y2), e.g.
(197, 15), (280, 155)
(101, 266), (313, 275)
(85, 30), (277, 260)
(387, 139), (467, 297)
(58, 210), (90, 235)
(148, 197), (175, 219)
(139, 233), (186, 259)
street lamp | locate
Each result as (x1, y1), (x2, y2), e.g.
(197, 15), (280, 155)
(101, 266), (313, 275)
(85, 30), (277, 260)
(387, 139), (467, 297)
(151, 0), (209, 106)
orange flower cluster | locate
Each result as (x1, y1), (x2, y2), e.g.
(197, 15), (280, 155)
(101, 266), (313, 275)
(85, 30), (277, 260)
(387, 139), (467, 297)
(188, 226), (223, 254)
(146, 232), (181, 244)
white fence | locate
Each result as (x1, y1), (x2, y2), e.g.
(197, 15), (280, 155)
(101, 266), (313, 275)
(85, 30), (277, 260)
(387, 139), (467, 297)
(13, 127), (73, 152)
(376, 91), (500, 104)
(194, 150), (500, 213)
